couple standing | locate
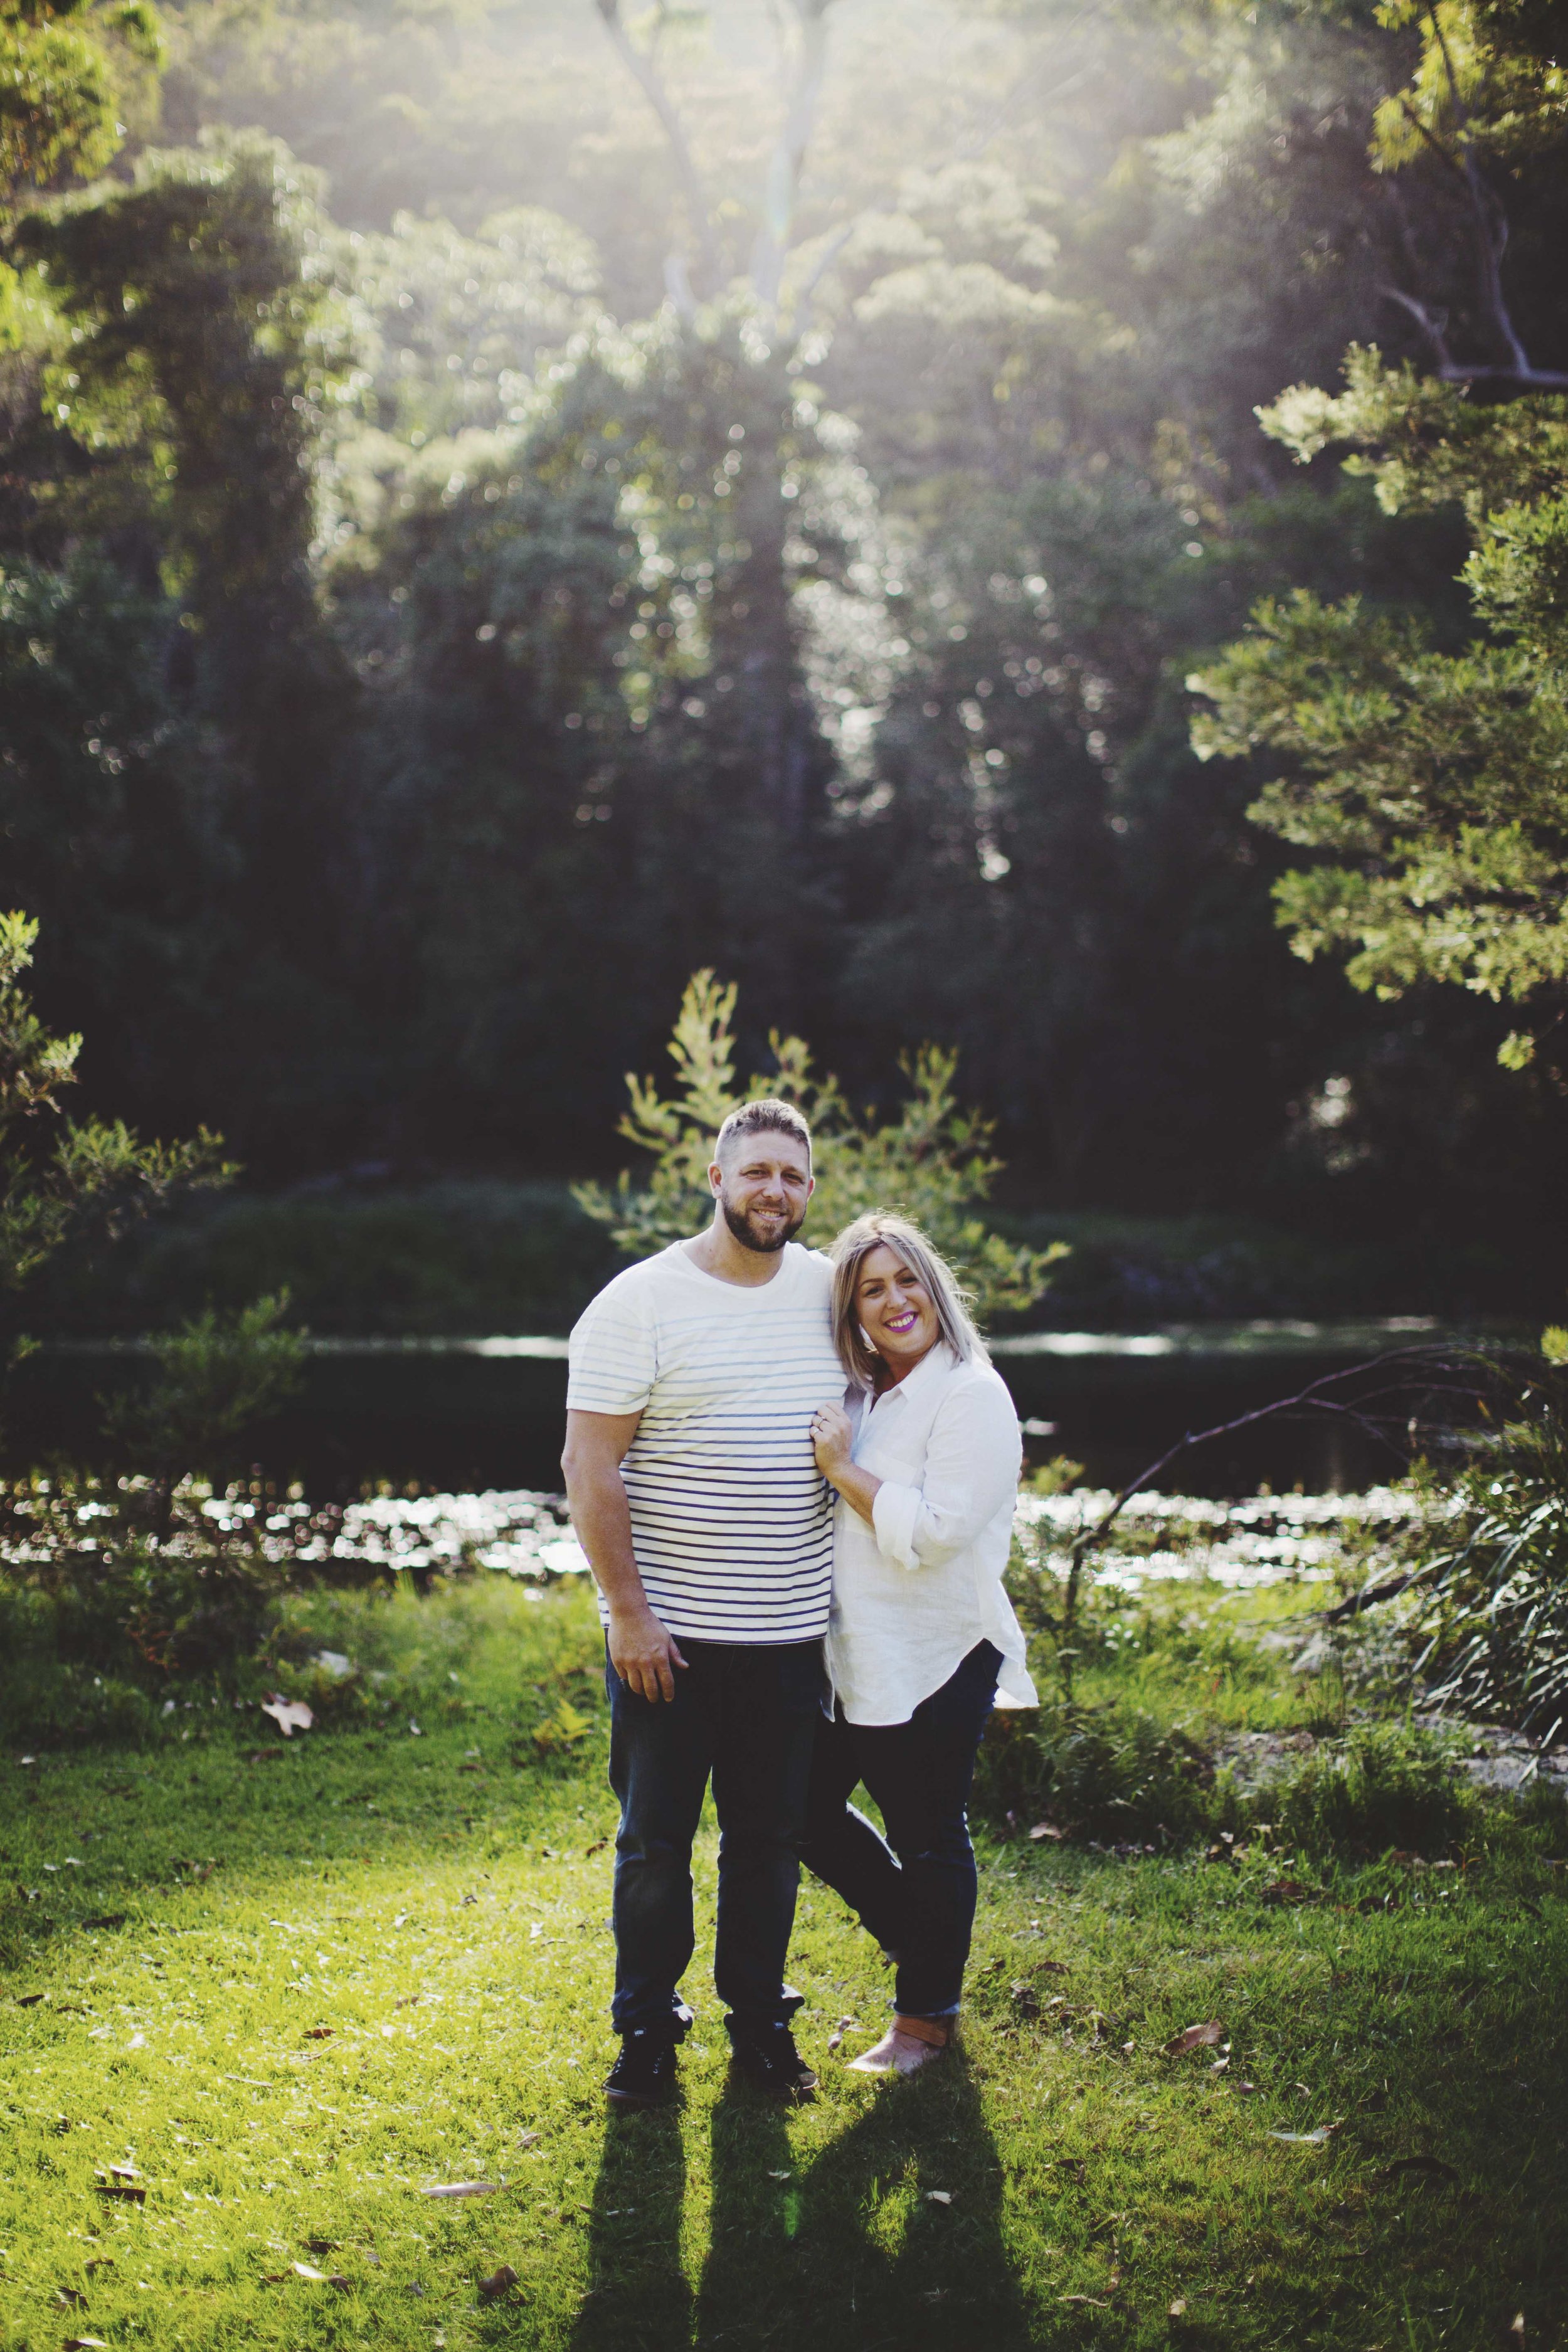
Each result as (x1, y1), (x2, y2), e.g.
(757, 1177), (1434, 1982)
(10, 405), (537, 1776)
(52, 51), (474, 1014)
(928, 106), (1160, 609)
(562, 1097), (1036, 2109)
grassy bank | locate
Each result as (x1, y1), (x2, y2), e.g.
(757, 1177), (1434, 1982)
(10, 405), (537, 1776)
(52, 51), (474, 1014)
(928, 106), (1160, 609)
(28, 1179), (1553, 1341)
(3, 1569), (1565, 2352)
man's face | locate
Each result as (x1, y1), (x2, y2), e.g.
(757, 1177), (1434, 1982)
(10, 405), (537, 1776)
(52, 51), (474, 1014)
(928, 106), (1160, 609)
(710, 1131), (814, 1254)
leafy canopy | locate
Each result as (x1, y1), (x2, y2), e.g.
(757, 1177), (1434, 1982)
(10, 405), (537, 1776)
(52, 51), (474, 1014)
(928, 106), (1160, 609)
(1190, 348), (1568, 1068)
(575, 970), (1065, 1323)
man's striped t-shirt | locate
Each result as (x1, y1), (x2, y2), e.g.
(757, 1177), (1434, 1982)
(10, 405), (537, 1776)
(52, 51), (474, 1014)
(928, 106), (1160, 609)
(566, 1240), (846, 1644)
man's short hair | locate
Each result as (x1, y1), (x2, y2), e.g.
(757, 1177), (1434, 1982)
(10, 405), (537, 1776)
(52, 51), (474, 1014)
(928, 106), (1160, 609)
(714, 1098), (812, 1165)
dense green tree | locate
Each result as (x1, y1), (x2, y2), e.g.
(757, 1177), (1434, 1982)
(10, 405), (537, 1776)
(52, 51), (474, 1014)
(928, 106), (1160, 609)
(1192, 350), (1568, 1072)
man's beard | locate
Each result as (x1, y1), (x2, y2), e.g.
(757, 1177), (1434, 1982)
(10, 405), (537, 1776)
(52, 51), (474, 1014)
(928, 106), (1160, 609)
(721, 1197), (806, 1255)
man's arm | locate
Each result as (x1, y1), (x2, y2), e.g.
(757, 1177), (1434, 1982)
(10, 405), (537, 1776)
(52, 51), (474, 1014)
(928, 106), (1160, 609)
(561, 1407), (687, 1702)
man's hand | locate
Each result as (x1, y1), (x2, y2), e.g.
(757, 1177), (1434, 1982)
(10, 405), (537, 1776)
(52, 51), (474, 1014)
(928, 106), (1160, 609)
(810, 1401), (855, 1481)
(608, 1603), (688, 1703)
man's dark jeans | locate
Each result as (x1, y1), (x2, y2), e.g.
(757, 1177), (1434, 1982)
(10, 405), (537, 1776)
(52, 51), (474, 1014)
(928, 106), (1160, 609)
(799, 1640), (1002, 2021)
(605, 1634), (826, 2038)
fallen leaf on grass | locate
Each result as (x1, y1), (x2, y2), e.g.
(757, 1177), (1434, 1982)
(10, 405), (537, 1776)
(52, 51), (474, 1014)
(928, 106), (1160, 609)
(244, 1747), (285, 1764)
(1029, 1823), (1065, 1841)
(517, 2132), (541, 2148)
(1380, 2155), (1458, 2183)
(54, 2288), (87, 2309)
(305, 2028), (332, 2041)
(767, 2171), (792, 2181)
(292, 2264), (326, 2281)
(302, 2240), (339, 2256)
(18, 1992), (45, 2006)
(420, 2181), (501, 2198)
(93, 2175), (146, 2203)
(1168, 2298), (1189, 2318)
(827, 2032), (844, 2052)
(1059, 2295), (1111, 2307)
(1263, 1878), (1316, 1905)
(260, 1697), (314, 1738)
(585, 1838), (608, 1857)
(1236, 2080), (1259, 2095)
(1163, 2021), (1224, 2057)
(477, 2267), (517, 2301)
(1268, 2127), (1338, 2145)
(62, 2336), (108, 2348)
(1510, 2315), (1525, 2342)
(924, 2190), (953, 2205)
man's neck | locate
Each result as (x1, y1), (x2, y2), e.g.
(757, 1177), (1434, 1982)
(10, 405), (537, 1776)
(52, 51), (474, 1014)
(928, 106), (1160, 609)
(684, 1219), (788, 1290)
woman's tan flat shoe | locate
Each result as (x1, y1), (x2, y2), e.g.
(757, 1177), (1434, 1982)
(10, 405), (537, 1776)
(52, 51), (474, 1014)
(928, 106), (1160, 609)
(845, 2015), (953, 2076)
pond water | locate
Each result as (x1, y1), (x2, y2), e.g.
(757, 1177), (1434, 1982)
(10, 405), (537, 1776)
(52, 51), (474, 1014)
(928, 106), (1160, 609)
(20, 1316), (1465, 1498)
(83, 1479), (1427, 1600)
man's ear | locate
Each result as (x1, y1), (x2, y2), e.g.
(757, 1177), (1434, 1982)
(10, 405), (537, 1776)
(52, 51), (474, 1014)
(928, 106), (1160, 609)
(707, 1158), (724, 1197)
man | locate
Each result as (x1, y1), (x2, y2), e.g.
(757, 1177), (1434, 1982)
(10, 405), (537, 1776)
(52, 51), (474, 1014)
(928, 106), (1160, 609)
(562, 1099), (845, 2110)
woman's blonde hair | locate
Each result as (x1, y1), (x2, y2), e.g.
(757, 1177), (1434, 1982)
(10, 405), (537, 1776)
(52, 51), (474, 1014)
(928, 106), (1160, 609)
(829, 1212), (987, 1389)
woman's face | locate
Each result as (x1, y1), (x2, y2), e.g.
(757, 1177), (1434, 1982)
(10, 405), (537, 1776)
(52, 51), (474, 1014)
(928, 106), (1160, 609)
(855, 1242), (941, 1377)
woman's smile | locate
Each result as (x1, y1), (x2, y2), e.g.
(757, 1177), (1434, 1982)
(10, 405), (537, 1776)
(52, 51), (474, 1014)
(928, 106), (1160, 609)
(856, 1242), (941, 1380)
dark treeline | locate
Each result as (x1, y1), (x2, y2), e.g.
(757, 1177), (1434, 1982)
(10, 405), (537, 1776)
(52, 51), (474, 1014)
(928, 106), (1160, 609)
(4, 0), (1568, 1305)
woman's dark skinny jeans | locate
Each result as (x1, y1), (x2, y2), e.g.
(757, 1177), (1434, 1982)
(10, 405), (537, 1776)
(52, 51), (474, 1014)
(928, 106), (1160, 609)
(799, 1640), (1002, 2021)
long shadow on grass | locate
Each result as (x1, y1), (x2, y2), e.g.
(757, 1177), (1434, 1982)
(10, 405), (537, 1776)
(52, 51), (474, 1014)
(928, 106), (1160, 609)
(563, 2103), (692, 2352)
(696, 2058), (1035, 2352)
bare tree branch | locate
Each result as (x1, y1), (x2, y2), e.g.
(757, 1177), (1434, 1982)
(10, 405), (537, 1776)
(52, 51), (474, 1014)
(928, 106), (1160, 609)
(1424, 1), (1532, 378)
(594, 0), (721, 312)
(1042, 1348), (1466, 1689)
(1378, 280), (1459, 372)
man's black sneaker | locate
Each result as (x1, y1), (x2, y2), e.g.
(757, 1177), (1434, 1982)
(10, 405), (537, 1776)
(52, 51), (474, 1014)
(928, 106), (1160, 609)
(605, 2030), (679, 2111)
(727, 2022), (818, 2099)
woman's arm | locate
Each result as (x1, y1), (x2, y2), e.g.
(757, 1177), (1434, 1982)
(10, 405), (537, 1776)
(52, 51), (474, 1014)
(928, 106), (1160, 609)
(871, 1379), (1022, 1571)
(811, 1402), (880, 1527)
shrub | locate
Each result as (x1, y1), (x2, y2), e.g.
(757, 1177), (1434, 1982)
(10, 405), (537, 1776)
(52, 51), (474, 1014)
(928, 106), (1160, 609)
(575, 970), (1065, 1323)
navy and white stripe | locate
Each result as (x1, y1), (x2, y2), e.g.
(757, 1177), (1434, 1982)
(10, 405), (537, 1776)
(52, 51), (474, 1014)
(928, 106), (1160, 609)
(567, 1241), (845, 1643)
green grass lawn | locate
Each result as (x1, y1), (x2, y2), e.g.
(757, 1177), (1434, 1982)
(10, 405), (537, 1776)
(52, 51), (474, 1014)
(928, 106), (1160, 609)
(3, 1575), (1565, 2352)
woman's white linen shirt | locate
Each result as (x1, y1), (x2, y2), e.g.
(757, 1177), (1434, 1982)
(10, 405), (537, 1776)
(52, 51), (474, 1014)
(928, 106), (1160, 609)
(825, 1343), (1038, 1727)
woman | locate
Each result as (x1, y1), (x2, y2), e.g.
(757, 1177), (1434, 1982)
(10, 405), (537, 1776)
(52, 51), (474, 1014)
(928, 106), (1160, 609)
(805, 1212), (1036, 2077)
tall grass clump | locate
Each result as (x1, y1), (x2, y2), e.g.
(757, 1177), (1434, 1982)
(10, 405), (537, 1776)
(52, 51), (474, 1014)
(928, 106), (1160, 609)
(1406, 1350), (1568, 1744)
(974, 1697), (1224, 1846)
(1264, 1721), (1478, 1858)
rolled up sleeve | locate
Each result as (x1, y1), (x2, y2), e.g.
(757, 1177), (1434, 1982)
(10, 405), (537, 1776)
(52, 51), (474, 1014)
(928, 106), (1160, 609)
(869, 1379), (1022, 1572)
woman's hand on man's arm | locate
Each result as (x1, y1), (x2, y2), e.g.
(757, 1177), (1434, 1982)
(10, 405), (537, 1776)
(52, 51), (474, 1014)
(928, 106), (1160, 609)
(812, 1401), (882, 1529)
(561, 1407), (687, 1702)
